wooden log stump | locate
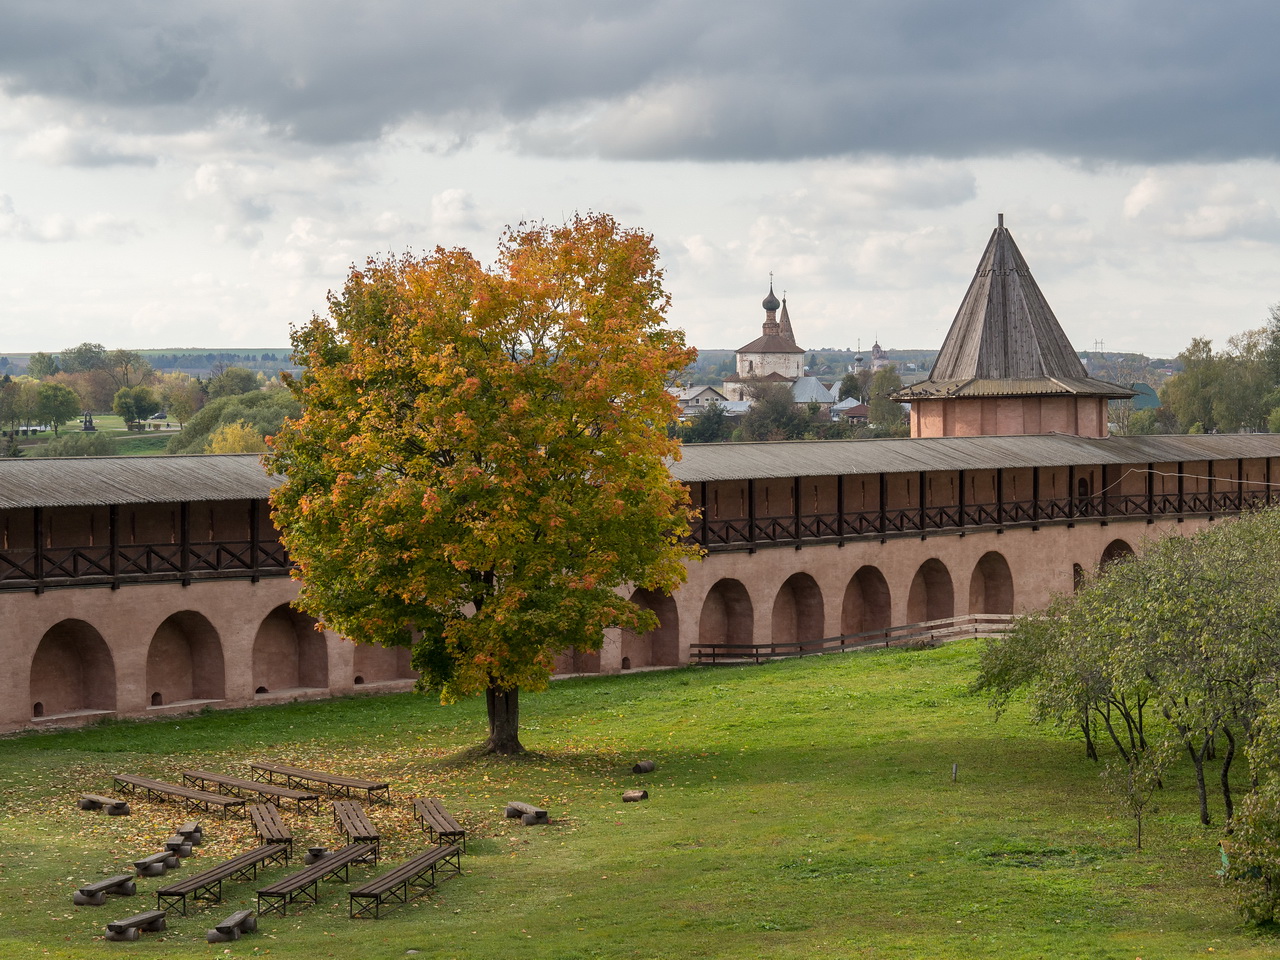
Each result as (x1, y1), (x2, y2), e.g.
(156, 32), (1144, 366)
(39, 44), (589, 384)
(505, 801), (548, 824)
(622, 790), (648, 802)
(632, 760), (656, 774)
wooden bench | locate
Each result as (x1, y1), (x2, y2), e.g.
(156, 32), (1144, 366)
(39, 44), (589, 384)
(79, 793), (130, 815)
(73, 874), (136, 906)
(333, 800), (380, 847)
(256, 842), (378, 916)
(182, 769), (321, 814)
(113, 774), (247, 818)
(156, 844), (289, 915)
(506, 800), (549, 825)
(104, 908), (167, 942)
(176, 821), (204, 844)
(163, 834), (194, 857)
(206, 908), (257, 943)
(248, 802), (293, 853)
(413, 797), (466, 851)
(249, 762), (391, 805)
(133, 851), (179, 877)
(349, 844), (462, 919)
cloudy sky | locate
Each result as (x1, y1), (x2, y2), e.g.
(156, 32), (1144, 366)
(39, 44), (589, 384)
(2, 1), (1279, 359)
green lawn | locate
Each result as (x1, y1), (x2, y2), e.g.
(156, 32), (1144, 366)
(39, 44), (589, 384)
(15, 415), (179, 456)
(0, 641), (1273, 959)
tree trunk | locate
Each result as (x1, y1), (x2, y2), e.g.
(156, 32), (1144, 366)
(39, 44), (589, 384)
(1220, 724), (1236, 825)
(485, 682), (524, 754)
(1187, 739), (1211, 826)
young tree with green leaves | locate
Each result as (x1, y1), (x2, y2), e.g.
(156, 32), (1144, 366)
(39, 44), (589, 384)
(26, 352), (59, 380)
(36, 381), (81, 437)
(269, 214), (698, 754)
(112, 385), (160, 428)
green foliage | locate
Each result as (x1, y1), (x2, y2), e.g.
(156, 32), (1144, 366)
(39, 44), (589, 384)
(868, 365), (908, 434)
(110, 384), (159, 427)
(206, 366), (260, 399)
(29, 431), (116, 457)
(977, 508), (1280, 919)
(838, 369), (870, 401)
(678, 401), (735, 443)
(35, 381), (80, 436)
(25, 352), (58, 379)
(166, 387), (299, 454)
(56, 341), (106, 374)
(738, 381), (812, 440)
(269, 214), (697, 754)
(1160, 328), (1277, 434)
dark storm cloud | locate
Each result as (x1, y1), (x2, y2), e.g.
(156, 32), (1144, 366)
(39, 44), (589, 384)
(2, 0), (1276, 163)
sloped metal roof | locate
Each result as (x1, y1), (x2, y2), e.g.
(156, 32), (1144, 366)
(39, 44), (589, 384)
(671, 433), (1280, 482)
(791, 376), (835, 404)
(897, 376), (1134, 400)
(6, 435), (1279, 509)
(0, 454), (281, 509)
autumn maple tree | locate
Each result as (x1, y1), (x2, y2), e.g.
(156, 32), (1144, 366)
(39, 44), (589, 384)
(268, 214), (697, 753)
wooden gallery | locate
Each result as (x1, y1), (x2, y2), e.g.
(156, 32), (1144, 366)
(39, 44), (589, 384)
(4, 218), (1278, 734)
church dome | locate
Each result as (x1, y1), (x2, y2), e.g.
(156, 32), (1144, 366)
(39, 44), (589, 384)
(762, 283), (780, 312)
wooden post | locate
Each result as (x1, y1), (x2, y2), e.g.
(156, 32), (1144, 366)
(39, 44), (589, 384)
(109, 503), (120, 588)
(1031, 467), (1039, 522)
(836, 475), (845, 538)
(793, 475), (802, 541)
(32, 506), (44, 594)
(878, 473), (887, 535)
(180, 502), (191, 585)
(957, 469), (966, 528)
(747, 478), (756, 546)
(699, 481), (709, 545)
(249, 499), (261, 582)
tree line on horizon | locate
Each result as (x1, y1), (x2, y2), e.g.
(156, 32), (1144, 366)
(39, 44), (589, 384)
(1115, 305), (1280, 435)
(0, 341), (297, 457)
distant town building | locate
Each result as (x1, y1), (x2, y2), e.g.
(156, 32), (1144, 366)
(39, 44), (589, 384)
(721, 284), (805, 402)
(670, 384), (729, 417)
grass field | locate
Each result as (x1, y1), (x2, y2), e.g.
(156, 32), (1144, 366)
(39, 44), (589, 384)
(0, 640), (1273, 959)
(14, 415), (177, 456)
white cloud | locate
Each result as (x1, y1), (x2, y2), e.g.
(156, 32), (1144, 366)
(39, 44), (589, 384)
(430, 189), (481, 231)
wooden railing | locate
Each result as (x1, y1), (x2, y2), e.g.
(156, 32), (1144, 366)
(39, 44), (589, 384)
(696, 489), (1269, 550)
(0, 539), (291, 592)
(689, 613), (1016, 664)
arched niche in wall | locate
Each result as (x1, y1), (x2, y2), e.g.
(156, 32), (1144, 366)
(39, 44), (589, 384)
(771, 573), (823, 646)
(907, 558), (954, 624)
(1101, 539), (1135, 569)
(621, 588), (681, 669)
(29, 619), (117, 718)
(698, 578), (753, 646)
(252, 604), (328, 695)
(969, 552), (1014, 615)
(146, 611), (225, 707)
(842, 565), (891, 636)
(351, 642), (417, 686)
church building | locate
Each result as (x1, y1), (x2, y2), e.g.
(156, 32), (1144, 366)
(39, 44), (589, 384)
(720, 284), (806, 401)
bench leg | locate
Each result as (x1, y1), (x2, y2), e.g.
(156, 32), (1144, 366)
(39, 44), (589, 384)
(105, 927), (140, 942)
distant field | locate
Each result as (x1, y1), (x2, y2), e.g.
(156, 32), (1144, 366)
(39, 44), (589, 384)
(0, 640), (1270, 959)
